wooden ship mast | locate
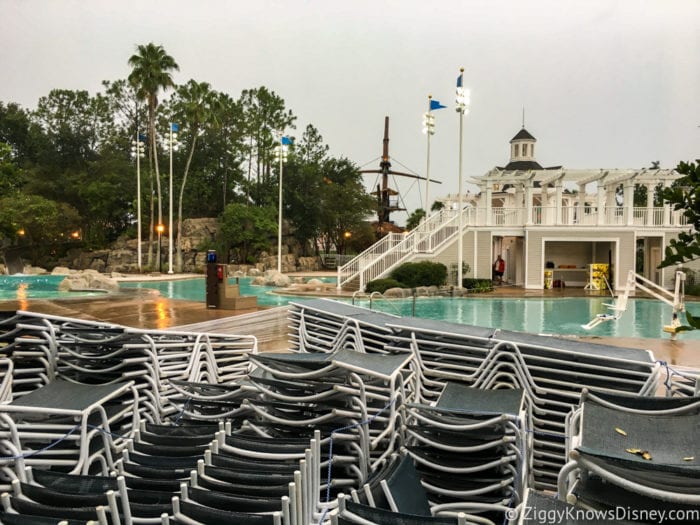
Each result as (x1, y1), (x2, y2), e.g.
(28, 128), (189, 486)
(360, 116), (439, 233)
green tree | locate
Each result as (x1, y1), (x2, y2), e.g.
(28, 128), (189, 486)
(318, 157), (376, 255)
(0, 143), (23, 195)
(0, 102), (35, 164)
(239, 87), (296, 205)
(283, 125), (329, 255)
(659, 160), (700, 267)
(431, 201), (445, 212)
(657, 160), (700, 332)
(218, 203), (277, 264)
(27, 89), (131, 246)
(32, 89), (112, 168)
(170, 80), (221, 271)
(0, 194), (81, 264)
(405, 208), (426, 230)
(128, 43), (179, 263)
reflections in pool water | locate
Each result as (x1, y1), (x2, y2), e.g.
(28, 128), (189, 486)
(119, 278), (699, 341)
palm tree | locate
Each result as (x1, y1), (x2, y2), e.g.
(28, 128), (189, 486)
(171, 80), (221, 271)
(127, 43), (179, 267)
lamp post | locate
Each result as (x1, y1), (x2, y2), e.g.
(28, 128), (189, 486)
(343, 231), (352, 257)
(422, 95), (445, 217)
(156, 224), (165, 273)
(455, 68), (471, 288)
(163, 123), (179, 274)
(130, 132), (145, 272)
(275, 135), (290, 273)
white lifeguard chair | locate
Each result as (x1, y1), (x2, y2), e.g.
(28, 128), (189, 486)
(582, 270), (686, 336)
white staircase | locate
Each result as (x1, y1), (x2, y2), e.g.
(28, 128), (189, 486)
(337, 209), (466, 291)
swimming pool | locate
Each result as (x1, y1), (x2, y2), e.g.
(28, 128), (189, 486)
(120, 277), (700, 341)
(0, 275), (103, 300)
(120, 277), (294, 307)
(350, 295), (700, 341)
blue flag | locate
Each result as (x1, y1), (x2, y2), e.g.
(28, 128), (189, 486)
(281, 136), (292, 145)
(430, 99), (447, 111)
(456, 73), (463, 88)
(171, 123), (179, 132)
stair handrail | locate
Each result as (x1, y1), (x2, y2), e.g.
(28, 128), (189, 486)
(337, 208), (465, 290)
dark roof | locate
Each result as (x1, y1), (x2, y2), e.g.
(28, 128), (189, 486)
(510, 128), (536, 142)
(500, 160), (543, 170)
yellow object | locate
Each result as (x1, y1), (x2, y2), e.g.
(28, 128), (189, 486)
(589, 263), (609, 291)
(544, 270), (553, 289)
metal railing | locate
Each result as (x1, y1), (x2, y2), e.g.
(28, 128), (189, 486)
(336, 205), (690, 290)
(337, 209), (464, 290)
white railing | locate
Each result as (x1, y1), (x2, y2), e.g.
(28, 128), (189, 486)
(337, 209), (464, 290)
(337, 205), (691, 290)
(503, 206), (687, 227)
(492, 207), (523, 226)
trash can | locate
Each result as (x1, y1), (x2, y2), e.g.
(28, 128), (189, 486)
(544, 270), (553, 289)
(206, 259), (226, 308)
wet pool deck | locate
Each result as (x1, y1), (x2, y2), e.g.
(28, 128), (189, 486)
(1, 273), (698, 368)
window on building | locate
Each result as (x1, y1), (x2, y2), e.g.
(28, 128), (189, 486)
(514, 144), (519, 157)
(522, 144), (528, 157)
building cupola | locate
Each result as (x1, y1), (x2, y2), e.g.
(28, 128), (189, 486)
(510, 128), (536, 162)
(502, 127), (544, 170)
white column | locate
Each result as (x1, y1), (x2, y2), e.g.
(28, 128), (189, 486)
(663, 180), (671, 226)
(541, 186), (549, 225)
(555, 183), (563, 226)
(606, 186), (617, 224)
(484, 185), (493, 226)
(646, 183), (654, 225)
(577, 184), (586, 225)
(524, 184), (533, 225)
(624, 181), (635, 226)
(597, 186), (606, 226)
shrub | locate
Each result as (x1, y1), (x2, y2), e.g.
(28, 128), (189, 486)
(389, 261), (447, 288)
(687, 284), (700, 297)
(679, 267), (697, 286)
(462, 278), (494, 292)
(365, 278), (405, 294)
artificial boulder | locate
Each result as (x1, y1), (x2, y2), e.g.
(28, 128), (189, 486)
(58, 270), (120, 293)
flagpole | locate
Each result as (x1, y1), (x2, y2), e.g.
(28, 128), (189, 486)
(455, 68), (469, 289)
(425, 96), (433, 216)
(277, 134), (283, 274)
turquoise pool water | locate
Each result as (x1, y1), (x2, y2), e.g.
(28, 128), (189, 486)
(0, 275), (102, 300)
(120, 277), (700, 341)
(120, 277), (294, 307)
(351, 295), (700, 341)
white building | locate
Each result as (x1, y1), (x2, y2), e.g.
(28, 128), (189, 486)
(339, 128), (692, 291)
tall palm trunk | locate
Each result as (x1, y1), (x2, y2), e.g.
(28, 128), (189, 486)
(148, 98), (163, 269)
(146, 149), (154, 266)
(176, 133), (198, 272)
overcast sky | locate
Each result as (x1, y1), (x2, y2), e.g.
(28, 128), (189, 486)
(2, 0), (699, 224)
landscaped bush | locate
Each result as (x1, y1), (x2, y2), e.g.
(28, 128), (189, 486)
(389, 261), (447, 288)
(462, 278), (494, 292)
(365, 278), (405, 294)
(679, 267), (697, 287)
(687, 284), (700, 297)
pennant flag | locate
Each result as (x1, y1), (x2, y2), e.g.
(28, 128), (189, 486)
(171, 123), (179, 132)
(456, 73), (463, 88)
(281, 136), (292, 145)
(430, 99), (447, 111)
